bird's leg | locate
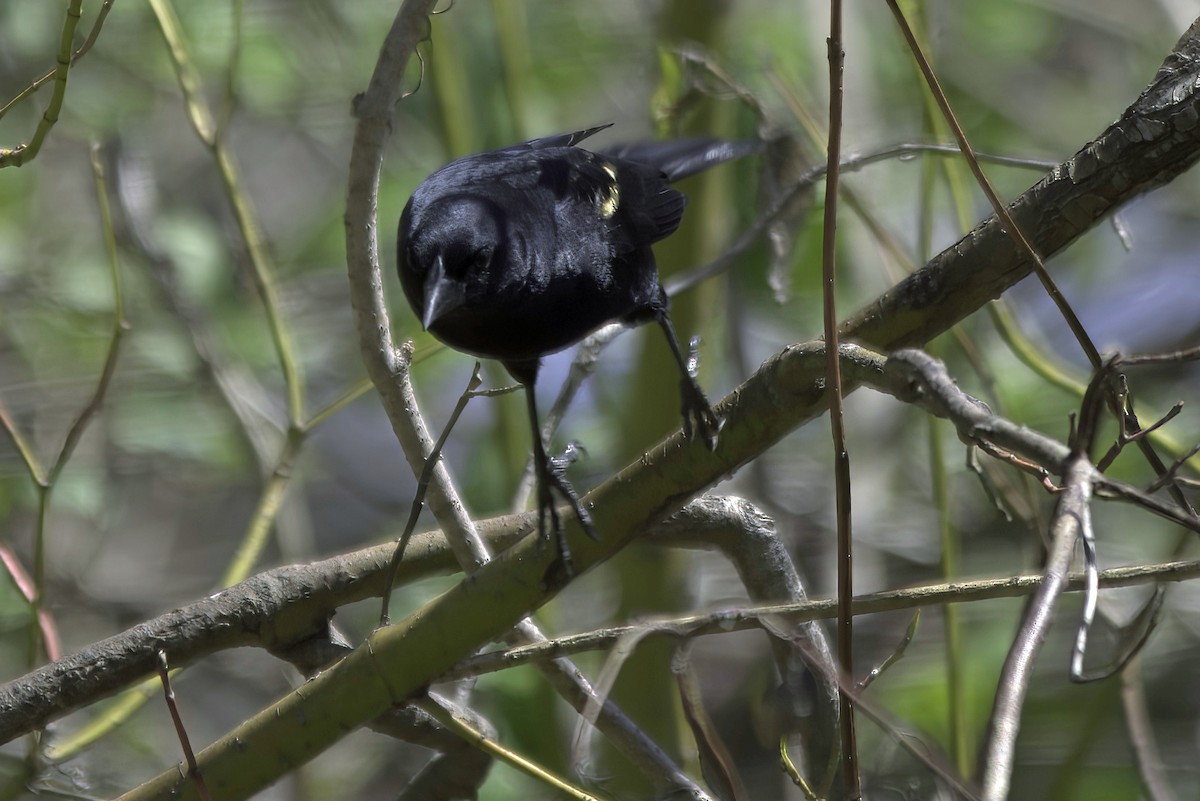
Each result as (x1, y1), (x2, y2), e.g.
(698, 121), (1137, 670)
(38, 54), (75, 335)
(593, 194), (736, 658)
(656, 314), (721, 450)
(549, 440), (588, 475)
(524, 388), (599, 578)
(546, 440), (597, 541)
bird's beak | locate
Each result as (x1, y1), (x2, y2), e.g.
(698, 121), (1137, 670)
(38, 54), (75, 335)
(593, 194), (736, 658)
(421, 254), (465, 331)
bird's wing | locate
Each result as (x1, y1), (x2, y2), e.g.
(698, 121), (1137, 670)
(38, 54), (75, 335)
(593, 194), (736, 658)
(499, 124), (614, 154)
(519, 147), (681, 247)
(601, 137), (761, 183)
(530, 148), (617, 209)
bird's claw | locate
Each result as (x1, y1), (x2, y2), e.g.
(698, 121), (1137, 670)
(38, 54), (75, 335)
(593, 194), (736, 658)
(542, 447), (598, 541)
(535, 442), (599, 585)
(679, 377), (722, 451)
(548, 440), (588, 474)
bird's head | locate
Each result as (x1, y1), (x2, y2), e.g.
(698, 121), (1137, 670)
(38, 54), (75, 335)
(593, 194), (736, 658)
(397, 195), (502, 331)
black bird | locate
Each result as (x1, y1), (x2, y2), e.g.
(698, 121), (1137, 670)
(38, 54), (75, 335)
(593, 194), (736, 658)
(397, 125), (754, 573)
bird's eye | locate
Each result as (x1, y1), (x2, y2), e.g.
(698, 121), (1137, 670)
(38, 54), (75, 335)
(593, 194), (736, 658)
(468, 247), (492, 271)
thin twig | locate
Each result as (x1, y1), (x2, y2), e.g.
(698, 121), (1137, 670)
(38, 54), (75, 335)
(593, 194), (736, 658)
(155, 652), (212, 801)
(1121, 657), (1178, 801)
(665, 142), (1054, 298)
(445, 557), (1200, 681)
(979, 454), (1092, 801)
(857, 611), (920, 691)
(0, 0), (113, 122)
(884, 0), (1101, 371)
(149, 0), (317, 592)
(0, 0), (84, 167)
(148, 0), (306, 425)
(416, 695), (608, 801)
(761, 618), (982, 800)
(218, 426), (305, 588)
(0, 398), (45, 487)
(216, 0), (244, 139)
(50, 146), (129, 484)
(106, 146), (281, 465)
(380, 363), (483, 625)
(0, 544), (60, 664)
(822, 0), (859, 794)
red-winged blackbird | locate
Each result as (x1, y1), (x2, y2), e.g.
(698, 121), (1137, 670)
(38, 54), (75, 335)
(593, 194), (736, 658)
(397, 125), (755, 574)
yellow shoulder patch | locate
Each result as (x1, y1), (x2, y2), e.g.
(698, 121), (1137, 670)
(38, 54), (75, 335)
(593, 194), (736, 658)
(598, 162), (620, 219)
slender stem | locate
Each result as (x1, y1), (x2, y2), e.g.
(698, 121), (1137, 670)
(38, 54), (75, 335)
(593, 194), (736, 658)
(27, 143), (129, 670)
(148, 0), (305, 425)
(979, 456), (1091, 799)
(156, 652), (213, 801)
(219, 426), (305, 589)
(1121, 657), (1177, 801)
(930, 419), (971, 773)
(822, 0), (859, 794)
(147, 0), (310, 599)
(380, 364), (483, 625)
(416, 696), (608, 801)
(306, 377), (374, 431)
(0, 401), (46, 487)
(29, 488), (50, 668)
(0, 0), (113, 122)
(146, 0), (215, 145)
(216, 0), (245, 139)
(211, 144), (306, 424)
(0, 0), (83, 167)
(884, 0), (1101, 370)
(49, 149), (128, 484)
(912, 16), (973, 766)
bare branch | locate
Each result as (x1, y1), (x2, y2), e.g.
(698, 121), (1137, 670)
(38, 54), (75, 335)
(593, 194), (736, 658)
(979, 455), (1092, 801)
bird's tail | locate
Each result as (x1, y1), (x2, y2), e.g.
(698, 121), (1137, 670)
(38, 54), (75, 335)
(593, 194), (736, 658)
(601, 137), (760, 183)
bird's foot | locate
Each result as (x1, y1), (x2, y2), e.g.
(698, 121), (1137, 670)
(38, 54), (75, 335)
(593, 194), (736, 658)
(679, 376), (722, 451)
(535, 443), (599, 585)
(548, 440), (587, 477)
(545, 440), (598, 541)
(676, 335), (721, 450)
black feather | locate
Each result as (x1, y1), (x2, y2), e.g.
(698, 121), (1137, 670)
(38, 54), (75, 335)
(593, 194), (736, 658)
(601, 137), (762, 182)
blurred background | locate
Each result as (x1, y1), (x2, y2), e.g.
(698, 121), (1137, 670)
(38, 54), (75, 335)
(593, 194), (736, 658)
(1, 1), (1199, 798)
